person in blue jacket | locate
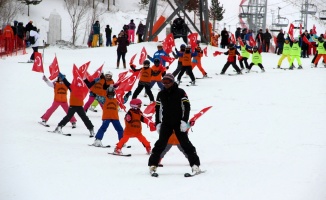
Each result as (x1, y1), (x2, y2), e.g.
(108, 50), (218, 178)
(147, 43), (169, 67)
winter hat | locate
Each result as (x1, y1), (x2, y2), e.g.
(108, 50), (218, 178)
(162, 73), (175, 83)
(131, 19), (134, 22)
(130, 98), (142, 109)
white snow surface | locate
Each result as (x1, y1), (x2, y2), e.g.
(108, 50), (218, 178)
(1, 0), (326, 200)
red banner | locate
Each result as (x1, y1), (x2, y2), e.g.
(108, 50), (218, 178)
(129, 53), (137, 65)
(160, 55), (175, 65)
(32, 52), (44, 73)
(78, 61), (90, 79)
(139, 47), (147, 65)
(187, 33), (198, 51)
(203, 46), (208, 57)
(213, 51), (222, 57)
(48, 56), (59, 80)
(88, 64), (103, 82)
(70, 65), (89, 101)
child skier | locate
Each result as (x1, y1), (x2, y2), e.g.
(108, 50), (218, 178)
(150, 58), (166, 91)
(176, 45), (197, 85)
(40, 75), (77, 128)
(289, 37), (303, 70)
(191, 46), (208, 78)
(247, 46), (265, 72)
(91, 85), (124, 147)
(113, 98), (151, 155)
(220, 43), (242, 74)
(277, 38), (292, 68)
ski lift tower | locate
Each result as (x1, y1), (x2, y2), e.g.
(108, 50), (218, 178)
(301, 0), (317, 30)
(238, 0), (267, 33)
(143, 0), (210, 43)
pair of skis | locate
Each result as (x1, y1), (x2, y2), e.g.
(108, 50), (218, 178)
(150, 170), (206, 178)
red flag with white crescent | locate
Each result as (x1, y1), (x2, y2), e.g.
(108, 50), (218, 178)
(230, 33), (236, 44)
(187, 33), (198, 51)
(312, 25), (317, 34)
(115, 88), (126, 112)
(288, 23), (294, 40)
(70, 65), (89, 101)
(238, 37), (244, 47)
(139, 47), (147, 65)
(117, 70), (140, 92)
(32, 52), (44, 73)
(129, 53), (137, 65)
(162, 33), (175, 54)
(249, 36), (256, 47)
(189, 106), (213, 125)
(48, 56), (59, 80)
(213, 51), (222, 57)
(302, 35), (311, 45)
(77, 61), (90, 80)
(143, 102), (156, 116)
(160, 55), (175, 65)
(88, 64), (103, 82)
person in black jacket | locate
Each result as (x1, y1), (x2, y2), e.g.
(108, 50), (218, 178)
(116, 31), (129, 69)
(275, 29), (285, 55)
(263, 28), (272, 52)
(105, 25), (112, 46)
(255, 29), (264, 51)
(136, 21), (145, 43)
(220, 27), (229, 49)
(148, 73), (202, 175)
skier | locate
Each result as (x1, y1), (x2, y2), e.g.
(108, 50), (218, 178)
(113, 98), (151, 155)
(289, 37), (303, 70)
(191, 46), (208, 78)
(150, 58), (166, 91)
(147, 43), (169, 67)
(53, 73), (95, 137)
(130, 60), (155, 103)
(176, 45), (197, 85)
(219, 43), (242, 75)
(312, 37), (326, 67)
(277, 38), (292, 68)
(91, 85), (124, 147)
(236, 43), (251, 71)
(148, 73), (201, 176)
(247, 46), (266, 72)
(40, 75), (77, 128)
(171, 44), (186, 77)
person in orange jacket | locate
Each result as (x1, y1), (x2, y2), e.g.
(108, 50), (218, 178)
(91, 85), (124, 147)
(40, 75), (77, 128)
(191, 46), (208, 78)
(113, 98), (151, 155)
(53, 72), (95, 137)
(176, 45), (197, 85)
(150, 58), (166, 91)
(131, 60), (154, 103)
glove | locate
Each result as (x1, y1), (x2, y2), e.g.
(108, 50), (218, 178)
(58, 72), (65, 80)
(189, 121), (195, 126)
(100, 73), (105, 79)
(94, 77), (100, 83)
(156, 123), (161, 134)
(180, 120), (189, 132)
(166, 66), (169, 69)
(147, 55), (151, 59)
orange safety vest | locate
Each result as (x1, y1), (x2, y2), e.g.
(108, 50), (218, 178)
(124, 109), (142, 136)
(69, 94), (84, 106)
(102, 98), (119, 120)
(54, 82), (68, 102)
(182, 52), (192, 66)
(151, 65), (166, 81)
(139, 67), (152, 83)
(192, 51), (203, 62)
(91, 79), (114, 96)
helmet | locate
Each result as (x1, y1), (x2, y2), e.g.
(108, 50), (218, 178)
(157, 43), (163, 47)
(105, 71), (113, 76)
(318, 37), (324, 42)
(228, 43), (234, 48)
(253, 46), (258, 50)
(130, 98), (142, 109)
(143, 60), (150, 65)
(180, 44), (186, 49)
(106, 85), (115, 98)
(154, 58), (160, 65)
(185, 45), (191, 49)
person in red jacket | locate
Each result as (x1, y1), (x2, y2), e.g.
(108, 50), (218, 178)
(219, 43), (242, 74)
(91, 85), (124, 147)
(40, 75), (77, 128)
(113, 98), (151, 155)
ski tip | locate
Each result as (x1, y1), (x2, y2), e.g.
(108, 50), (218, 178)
(184, 173), (192, 177)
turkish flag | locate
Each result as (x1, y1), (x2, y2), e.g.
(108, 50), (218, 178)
(203, 47), (207, 57)
(115, 88), (126, 112)
(143, 102), (156, 116)
(129, 53), (137, 65)
(77, 61), (90, 79)
(32, 52), (44, 73)
(160, 55), (175, 65)
(249, 36), (256, 47)
(70, 65), (89, 101)
(142, 114), (156, 131)
(139, 47), (147, 65)
(48, 56), (59, 80)
(189, 106), (212, 126)
(213, 51), (222, 57)
(162, 33), (175, 54)
(187, 33), (198, 51)
(117, 70), (140, 92)
(302, 35), (311, 45)
(288, 23), (294, 40)
(238, 37), (244, 46)
(88, 64), (103, 82)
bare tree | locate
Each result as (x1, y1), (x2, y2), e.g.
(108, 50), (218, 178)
(64, 0), (90, 45)
(0, 0), (24, 25)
